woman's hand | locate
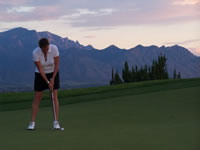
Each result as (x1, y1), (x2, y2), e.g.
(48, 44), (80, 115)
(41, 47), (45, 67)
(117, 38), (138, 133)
(48, 82), (53, 92)
(50, 78), (55, 87)
(49, 78), (54, 91)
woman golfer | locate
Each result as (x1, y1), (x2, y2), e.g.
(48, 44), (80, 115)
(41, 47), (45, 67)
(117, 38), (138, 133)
(28, 38), (61, 130)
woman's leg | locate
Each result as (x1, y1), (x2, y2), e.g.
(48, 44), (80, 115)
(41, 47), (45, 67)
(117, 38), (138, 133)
(31, 91), (43, 122)
(53, 90), (59, 121)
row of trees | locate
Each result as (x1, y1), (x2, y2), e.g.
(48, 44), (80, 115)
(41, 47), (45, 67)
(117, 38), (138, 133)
(173, 69), (181, 79)
(110, 55), (181, 85)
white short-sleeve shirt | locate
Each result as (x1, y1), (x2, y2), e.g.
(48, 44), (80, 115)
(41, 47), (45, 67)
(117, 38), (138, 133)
(32, 44), (59, 73)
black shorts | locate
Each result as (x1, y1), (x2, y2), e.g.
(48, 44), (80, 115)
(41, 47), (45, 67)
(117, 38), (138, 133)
(34, 72), (60, 92)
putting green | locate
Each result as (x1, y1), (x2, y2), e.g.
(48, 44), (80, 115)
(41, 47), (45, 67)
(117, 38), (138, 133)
(0, 79), (200, 150)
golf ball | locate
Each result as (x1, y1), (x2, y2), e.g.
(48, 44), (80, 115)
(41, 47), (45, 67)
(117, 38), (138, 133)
(61, 128), (64, 131)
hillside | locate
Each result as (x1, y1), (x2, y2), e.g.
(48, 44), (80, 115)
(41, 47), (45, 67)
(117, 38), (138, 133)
(1, 78), (200, 111)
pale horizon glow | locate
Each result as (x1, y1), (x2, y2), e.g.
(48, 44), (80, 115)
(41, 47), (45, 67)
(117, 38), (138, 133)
(0, 0), (200, 56)
(173, 0), (199, 5)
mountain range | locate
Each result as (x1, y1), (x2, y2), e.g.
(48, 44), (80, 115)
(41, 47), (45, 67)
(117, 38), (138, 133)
(0, 27), (200, 91)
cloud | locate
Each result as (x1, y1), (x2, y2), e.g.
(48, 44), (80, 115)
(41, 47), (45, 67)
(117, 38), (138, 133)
(58, 0), (200, 27)
(7, 6), (35, 13)
(0, 5), (64, 22)
(99, 8), (117, 15)
(83, 35), (96, 39)
(77, 9), (97, 15)
(0, 0), (199, 27)
(0, 0), (27, 5)
(86, 27), (115, 31)
(0, 0), (59, 6)
(60, 8), (116, 20)
(61, 9), (98, 19)
(164, 39), (200, 45)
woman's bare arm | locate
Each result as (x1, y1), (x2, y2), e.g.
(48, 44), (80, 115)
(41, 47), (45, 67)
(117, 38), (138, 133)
(51, 56), (59, 82)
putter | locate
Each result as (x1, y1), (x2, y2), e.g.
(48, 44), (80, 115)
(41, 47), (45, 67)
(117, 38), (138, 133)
(50, 91), (64, 131)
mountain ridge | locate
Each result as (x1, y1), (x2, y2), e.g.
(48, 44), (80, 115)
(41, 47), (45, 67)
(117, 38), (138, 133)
(0, 27), (200, 91)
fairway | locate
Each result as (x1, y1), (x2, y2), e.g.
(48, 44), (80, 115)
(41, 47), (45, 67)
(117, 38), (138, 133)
(0, 79), (200, 150)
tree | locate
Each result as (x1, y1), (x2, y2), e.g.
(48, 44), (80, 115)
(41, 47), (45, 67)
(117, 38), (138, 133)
(131, 66), (136, 82)
(151, 59), (157, 80)
(156, 55), (168, 79)
(135, 65), (139, 82)
(110, 55), (173, 85)
(114, 70), (123, 84)
(144, 65), (149, 81)
(110, 68), (115, 85)
(122, 61), (132, 83)
(152, 55), (169, 80)
(148, 66), (152, 80)
(173, 69), (177, 79)
(161, 55), (169, 79)
(177, 72), (181, 79)
(139, 66), (144, 81)
(110, 69), (123, 85)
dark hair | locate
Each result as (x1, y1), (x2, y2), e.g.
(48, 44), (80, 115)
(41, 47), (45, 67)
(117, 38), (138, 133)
(38, 38), (49, 48)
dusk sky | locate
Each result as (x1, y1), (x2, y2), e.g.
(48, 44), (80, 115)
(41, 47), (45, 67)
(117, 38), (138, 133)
(0, 0), (200, 55)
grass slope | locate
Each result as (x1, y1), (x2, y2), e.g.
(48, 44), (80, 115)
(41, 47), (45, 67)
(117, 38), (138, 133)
(1, 78), (200, 111)
(0, 78), (200, 150)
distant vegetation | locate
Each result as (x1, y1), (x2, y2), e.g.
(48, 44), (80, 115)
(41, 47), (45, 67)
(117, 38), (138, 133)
(110, 55), (181, 85)
(173, 69), (181, 79)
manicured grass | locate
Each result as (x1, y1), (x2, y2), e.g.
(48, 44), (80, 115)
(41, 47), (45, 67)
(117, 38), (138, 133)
(0, 79), (199, 150)
(1, 78), (200, 111)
